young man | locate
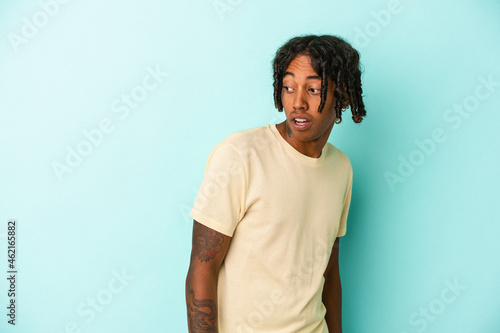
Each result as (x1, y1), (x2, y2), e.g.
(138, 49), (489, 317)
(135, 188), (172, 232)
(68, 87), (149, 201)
(186, 35), (366, 333)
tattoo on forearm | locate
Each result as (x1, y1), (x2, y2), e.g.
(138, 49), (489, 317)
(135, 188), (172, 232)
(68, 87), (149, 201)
(286, 121), (292, 137)
(187, 287), (217, 332)
(192, 222), (224, 263)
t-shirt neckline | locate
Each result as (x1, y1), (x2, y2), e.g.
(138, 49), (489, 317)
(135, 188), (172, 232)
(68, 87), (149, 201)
(268, 124), (327, 166)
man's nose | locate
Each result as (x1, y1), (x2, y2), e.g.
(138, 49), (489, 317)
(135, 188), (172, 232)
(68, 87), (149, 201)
(293, 88), (307, 110)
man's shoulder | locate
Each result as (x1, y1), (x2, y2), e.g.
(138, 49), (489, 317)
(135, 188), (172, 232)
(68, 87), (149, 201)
(204, 125), (273, 165)
(218, 124), (272, 150)
(325, 142), (352, 169)
(222, 124), (269, 141)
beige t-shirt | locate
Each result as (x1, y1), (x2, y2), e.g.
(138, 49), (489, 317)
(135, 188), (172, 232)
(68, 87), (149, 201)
(190, 124), (353, 333)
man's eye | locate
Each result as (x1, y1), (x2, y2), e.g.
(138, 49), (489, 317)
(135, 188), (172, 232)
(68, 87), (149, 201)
(310, 88), (321, 94)
(283, 86), (293, 92)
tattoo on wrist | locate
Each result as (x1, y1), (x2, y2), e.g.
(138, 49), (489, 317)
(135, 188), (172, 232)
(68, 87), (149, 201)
(187, 287), (217, 332)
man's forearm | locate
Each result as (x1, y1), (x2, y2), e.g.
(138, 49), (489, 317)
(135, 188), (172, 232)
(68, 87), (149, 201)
(186, 221), (231, 333)
(323, 278), (342, 332)
(323, 267), (342, 332)
(186, 269), (218, 333)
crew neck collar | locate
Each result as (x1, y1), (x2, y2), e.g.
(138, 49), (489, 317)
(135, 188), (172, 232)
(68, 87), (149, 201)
(268, 124), (327, 166)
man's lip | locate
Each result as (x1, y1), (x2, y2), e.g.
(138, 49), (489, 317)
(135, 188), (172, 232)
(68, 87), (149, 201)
(290, 117), (312, 130)
(291, 116), (311, 122)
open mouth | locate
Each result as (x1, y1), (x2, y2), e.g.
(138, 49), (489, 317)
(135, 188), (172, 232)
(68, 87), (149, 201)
(291, 118), (311, 130)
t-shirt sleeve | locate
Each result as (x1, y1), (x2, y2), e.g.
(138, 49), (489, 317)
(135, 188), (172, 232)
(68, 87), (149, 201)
(190, 142), (246, 237)
(336, 168), (353, 238)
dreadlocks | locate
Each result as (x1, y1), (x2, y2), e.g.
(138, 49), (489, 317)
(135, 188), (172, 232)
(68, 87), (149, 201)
(273, 35), (366, 124)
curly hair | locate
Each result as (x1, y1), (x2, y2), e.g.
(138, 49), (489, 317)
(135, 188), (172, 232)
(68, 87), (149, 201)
(272, 35), (366, 124)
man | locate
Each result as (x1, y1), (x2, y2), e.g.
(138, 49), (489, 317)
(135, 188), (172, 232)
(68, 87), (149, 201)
(186, 35), (366, 333)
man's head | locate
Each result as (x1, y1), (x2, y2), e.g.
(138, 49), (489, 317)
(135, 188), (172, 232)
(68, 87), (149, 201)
(273, 35), (366, 124)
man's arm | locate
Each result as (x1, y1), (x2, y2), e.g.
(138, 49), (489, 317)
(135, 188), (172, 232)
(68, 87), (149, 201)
(322, 237), (342, 333)
(186, 220), (232, 333)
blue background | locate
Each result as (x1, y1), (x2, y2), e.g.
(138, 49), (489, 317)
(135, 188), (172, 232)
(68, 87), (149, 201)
(0, 0), (499, 332)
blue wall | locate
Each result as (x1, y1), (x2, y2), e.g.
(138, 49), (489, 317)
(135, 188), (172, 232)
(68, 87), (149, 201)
(0, 0), (499, 332)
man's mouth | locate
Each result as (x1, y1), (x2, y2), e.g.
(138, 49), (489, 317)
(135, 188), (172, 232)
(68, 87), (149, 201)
(291, 118), (312, 130)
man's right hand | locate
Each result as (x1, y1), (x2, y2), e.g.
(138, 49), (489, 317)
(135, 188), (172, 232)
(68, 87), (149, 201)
(186, 220), (232, 333)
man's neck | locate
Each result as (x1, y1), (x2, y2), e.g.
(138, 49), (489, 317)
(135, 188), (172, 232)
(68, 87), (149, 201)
(276, 121), (329, 159)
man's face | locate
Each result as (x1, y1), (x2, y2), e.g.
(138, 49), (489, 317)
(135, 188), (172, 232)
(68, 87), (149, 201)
(281, 54), (338, 144)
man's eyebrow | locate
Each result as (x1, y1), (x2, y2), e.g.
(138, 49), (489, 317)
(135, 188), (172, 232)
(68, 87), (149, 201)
(283, 72), (321, 80)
